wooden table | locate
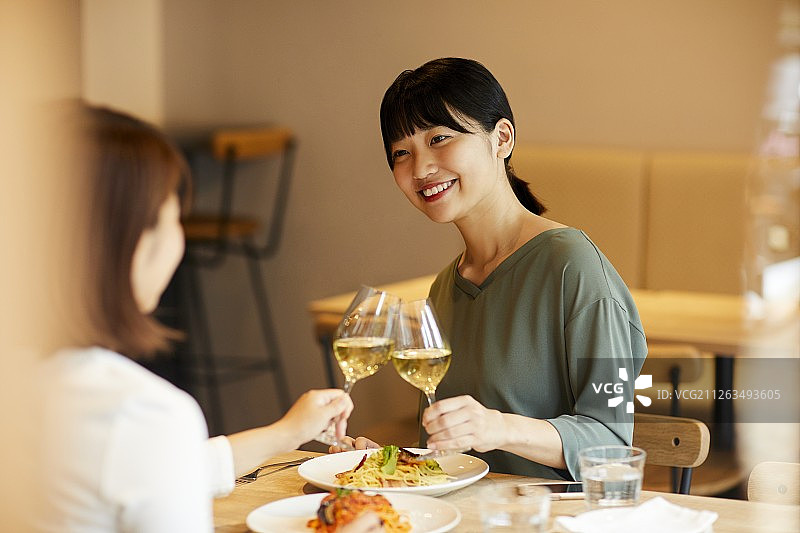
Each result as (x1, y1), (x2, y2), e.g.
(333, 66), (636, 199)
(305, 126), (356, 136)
(308, 276), (800, 448)
(214, 450), (800, 532)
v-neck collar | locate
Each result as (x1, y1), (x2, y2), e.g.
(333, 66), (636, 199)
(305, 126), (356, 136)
(453, 227), (575, 298)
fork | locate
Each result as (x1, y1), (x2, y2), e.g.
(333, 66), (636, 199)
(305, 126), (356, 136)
(234, 457), (313, 485)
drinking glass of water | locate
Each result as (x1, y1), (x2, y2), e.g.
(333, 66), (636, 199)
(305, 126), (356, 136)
(478, 483), (551, 532)
(579, 445), (646, 509)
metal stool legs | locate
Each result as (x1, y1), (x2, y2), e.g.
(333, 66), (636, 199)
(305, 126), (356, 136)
(177, 126), (296, 434)
(244, 242), (291, 413)
(317, 333), (338, 389)
(181, 246), (293, 434)
(182, 253), (225, 435)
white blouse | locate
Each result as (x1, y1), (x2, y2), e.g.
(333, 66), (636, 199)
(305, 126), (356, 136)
(37, 347), (234, 532)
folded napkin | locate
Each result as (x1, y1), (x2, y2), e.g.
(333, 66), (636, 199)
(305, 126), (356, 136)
(555, 496), (718, 533)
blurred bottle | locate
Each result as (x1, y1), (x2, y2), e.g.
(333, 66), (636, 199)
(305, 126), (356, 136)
(745, 0), (800, 319)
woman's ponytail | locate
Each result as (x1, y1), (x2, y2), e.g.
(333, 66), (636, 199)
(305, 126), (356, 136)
(506, 163), (545, 215)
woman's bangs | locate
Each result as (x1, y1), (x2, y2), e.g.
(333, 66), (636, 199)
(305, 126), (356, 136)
(383, 83), (471, 140)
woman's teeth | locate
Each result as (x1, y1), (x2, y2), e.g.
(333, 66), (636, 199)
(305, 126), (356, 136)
(422, 180), (454, 197)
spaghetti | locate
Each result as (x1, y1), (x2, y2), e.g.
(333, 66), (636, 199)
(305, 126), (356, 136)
(335, 446), (452, 488)
(307, 489), (410, 533)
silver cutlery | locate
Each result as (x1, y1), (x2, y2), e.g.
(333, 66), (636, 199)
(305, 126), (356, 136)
(235, 456), (314, 485)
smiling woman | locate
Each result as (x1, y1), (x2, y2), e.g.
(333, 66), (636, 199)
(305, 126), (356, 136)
(338, 58), (648, 481)
(380, 57), (545, 222)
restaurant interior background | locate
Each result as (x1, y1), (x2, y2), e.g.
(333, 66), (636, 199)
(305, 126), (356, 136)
(2, 0), (797, 515)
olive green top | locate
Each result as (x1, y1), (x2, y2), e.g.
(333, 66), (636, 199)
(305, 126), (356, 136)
(426, 228), (647, 480)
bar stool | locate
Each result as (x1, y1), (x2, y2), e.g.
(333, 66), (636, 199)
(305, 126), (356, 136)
(179, 126), (295, 434)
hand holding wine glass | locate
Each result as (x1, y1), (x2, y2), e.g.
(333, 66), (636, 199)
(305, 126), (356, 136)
(316, 286), (399, 448)
(392, 298), (468, 456)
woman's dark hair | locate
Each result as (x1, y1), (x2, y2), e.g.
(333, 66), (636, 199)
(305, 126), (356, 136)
(379, 57), (545, 215)
(67, 103), (191, 356)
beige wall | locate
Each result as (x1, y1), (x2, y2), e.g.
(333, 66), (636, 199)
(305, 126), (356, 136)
(75, 0), (781, 434)
(82, 0), (165, 124)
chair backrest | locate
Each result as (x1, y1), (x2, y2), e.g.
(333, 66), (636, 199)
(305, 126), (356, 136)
(747, 461), (800, 505)
(633, 413), (710, 468)
(641, 344), (704, 384)
(211, 126), (293, 160)
(186, 125), (295, 257)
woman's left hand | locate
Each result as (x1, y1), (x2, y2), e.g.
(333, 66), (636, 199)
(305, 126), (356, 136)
(422, 395), (506, 453)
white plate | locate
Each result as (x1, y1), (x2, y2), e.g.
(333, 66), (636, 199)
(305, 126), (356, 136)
(297, 448), (489, 497)
(246, 492), (461, 533)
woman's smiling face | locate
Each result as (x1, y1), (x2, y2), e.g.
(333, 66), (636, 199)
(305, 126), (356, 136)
(389, 119), (512, 224)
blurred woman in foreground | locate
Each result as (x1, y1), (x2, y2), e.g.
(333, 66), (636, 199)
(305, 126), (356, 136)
(37, 103), (359, 532)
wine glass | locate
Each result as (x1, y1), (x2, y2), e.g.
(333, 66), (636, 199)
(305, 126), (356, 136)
(316, 286), (400, 448)
(392, 298), (467, 456)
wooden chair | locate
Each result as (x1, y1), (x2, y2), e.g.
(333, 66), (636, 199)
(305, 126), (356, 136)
(747, 461), (800, 505)
(640, 344), (745, 496)
(633, 413), (710, 494)
(179, 126), (296, 434)
(641, 344), (707, 492)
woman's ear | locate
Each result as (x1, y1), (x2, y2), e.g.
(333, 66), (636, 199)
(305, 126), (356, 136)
(494, 118), (515, 159)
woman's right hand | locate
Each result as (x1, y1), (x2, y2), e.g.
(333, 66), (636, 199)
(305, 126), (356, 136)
(279, 389), (354, 445)
(328, 436), (381, 454)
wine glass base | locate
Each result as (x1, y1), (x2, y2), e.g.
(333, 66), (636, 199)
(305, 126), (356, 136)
(314, 427), (355, 451)
(315, 439), (355, 451)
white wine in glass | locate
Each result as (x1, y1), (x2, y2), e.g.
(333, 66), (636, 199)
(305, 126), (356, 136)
(316, 286), (399, 448)
(334, 336), (395, 387)
(392, 348), (452, 407)
(392, 298), (467, 456)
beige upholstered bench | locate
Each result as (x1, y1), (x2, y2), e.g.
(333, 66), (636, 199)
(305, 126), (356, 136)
(510, 144), (751, 294)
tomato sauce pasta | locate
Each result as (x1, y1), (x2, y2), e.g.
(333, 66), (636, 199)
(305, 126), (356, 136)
(307, 489), (410, 532)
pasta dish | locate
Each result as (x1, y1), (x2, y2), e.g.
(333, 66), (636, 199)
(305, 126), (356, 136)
(335, 445), (452, 488)
(307, 489), (410, 532)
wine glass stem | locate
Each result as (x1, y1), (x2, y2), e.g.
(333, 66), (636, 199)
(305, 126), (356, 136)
(343, 380), (355, 395)
(424, 391), (436, 407)
(316, 379), (356, 448)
